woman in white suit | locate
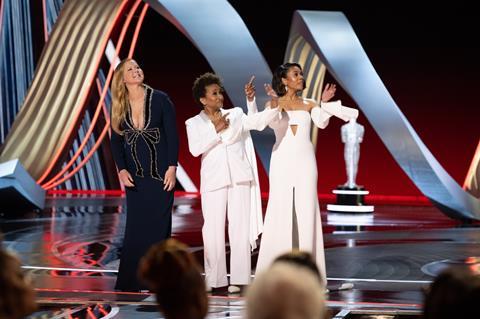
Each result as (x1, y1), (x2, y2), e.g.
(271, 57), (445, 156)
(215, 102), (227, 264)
(185, 73), (279, 292)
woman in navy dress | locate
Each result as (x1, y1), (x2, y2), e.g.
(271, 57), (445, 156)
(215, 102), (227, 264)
(110, 58), (179, 291)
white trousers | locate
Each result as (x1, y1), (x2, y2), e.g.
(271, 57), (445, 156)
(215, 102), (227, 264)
(201, 182), (251, 287)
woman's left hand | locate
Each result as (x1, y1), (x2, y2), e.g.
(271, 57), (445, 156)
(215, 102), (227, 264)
(164, 166), (176, 191)
(321, 83), (336, 102)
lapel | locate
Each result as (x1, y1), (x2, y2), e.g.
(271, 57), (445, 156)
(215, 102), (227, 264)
(199, 108), (227, 123)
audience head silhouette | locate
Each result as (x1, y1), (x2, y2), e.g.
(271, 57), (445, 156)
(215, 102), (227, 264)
(0, 248), (37, 319)
(247, 262), (326, 319)
(139, 238), (208, 319)
(273, 249), (323, 282)
(423, 266), (480, 319)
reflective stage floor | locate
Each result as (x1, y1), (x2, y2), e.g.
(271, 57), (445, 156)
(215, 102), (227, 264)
(1, 194), (479, 318)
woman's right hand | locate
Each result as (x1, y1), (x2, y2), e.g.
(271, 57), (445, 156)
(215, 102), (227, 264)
(244, 75), (256, 101)
(213, 113), (230, 133)
(119, 169), (135, 187)
(264, 83), (281, 110)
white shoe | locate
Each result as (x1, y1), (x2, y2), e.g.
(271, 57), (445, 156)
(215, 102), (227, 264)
(228, 285), (241, 294)
(338, 283), (354, 290)
(142, 294), (156, 302)
(326, 282), (353, 294)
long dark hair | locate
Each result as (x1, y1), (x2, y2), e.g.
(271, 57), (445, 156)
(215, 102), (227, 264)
(271, 62), (306, 97)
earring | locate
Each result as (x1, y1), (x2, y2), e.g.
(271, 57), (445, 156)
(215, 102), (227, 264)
(285, 85), (288, 92)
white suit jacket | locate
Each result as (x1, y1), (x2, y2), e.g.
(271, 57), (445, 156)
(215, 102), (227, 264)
(185, 99), (278, 193)
(185, 99), (279, 250)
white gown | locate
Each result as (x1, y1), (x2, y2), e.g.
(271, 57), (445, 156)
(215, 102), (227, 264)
(256, 101), (358, 284)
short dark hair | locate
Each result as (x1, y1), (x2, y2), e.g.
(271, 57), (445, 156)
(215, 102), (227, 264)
(192, 72), (223, 107)
(271, 62), (306, 97)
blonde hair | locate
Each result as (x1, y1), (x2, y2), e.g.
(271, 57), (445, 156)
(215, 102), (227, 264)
(111, 58), (132, 134)
(246, 263), (326, 319)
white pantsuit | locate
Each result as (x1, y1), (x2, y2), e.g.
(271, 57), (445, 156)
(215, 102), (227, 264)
(201, 182), (251, 286)
(185, 99), (278, 287)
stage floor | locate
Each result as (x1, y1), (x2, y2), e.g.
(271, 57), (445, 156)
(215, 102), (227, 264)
(1, 194), (479, 318)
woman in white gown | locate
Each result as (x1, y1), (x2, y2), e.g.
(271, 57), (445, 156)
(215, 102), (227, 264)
(256, 63), (358, 284)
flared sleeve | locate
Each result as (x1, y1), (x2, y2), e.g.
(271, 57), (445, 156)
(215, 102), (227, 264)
(311, 100), (359, 129)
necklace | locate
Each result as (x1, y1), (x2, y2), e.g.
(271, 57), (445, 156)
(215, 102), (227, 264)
(205, 109), (221, 121)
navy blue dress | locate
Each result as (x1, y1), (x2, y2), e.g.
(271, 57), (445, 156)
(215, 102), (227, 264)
(110, 85), (179, 291)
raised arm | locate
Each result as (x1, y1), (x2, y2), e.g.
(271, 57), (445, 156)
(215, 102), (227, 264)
(263, 83), (284, 129)
(245, 75), (257, 114)
(311, 100), (359, 129)
(310, 82), (336, 129)
(246, 97), (258, 114)
(315, 82), (358, 126)
(240, 76), (279, 131)
(311, 103), (333, 129)
(242, 106), (280, 131)
(322, 100), (359, 122)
